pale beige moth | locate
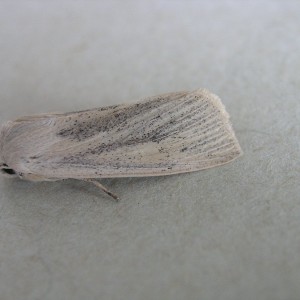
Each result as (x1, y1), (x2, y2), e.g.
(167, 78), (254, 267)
(0, 89), (242, 199)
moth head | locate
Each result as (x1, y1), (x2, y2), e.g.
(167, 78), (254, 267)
(0, 120), (48, 181)
(0, 121), (20, 178)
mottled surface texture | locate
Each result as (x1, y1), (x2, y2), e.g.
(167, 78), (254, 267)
(0, 1), (299, 300)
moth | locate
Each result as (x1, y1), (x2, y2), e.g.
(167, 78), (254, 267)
(0, 89), (242, 199)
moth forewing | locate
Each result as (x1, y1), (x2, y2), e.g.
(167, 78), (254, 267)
(0, 89), (242, 199)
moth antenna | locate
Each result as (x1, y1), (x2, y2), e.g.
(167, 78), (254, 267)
(85, 179), (119, 200)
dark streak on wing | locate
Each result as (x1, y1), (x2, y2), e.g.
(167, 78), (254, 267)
(57, 92), (188, 142)
(55, 93), (213, 161)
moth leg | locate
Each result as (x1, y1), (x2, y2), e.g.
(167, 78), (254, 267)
(84, 179), (119, 200)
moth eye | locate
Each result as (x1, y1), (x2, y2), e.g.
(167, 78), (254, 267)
(1, 168), (16, 175)
(1, 164), (16, 176)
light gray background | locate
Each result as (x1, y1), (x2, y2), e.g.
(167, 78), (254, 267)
(0, 1), (299, 300)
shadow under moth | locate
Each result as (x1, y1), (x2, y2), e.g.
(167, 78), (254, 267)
(0, 89), (242, 199)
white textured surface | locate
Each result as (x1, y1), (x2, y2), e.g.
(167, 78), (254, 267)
(0, 1), (299, 300)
